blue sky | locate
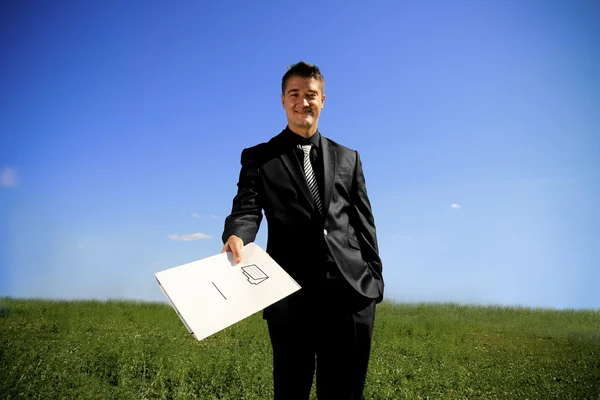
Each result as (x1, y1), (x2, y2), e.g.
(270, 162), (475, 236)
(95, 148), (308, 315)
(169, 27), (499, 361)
(1, 0), (598, 309)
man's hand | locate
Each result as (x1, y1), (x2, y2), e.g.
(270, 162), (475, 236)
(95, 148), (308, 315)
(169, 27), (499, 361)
(221, 235), (243, 264)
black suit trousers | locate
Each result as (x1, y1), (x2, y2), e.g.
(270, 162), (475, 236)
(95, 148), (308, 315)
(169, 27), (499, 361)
(267, 277), (376, 400)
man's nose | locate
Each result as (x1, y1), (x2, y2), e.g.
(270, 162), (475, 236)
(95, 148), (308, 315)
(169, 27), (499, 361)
(302, 97), (310, 107)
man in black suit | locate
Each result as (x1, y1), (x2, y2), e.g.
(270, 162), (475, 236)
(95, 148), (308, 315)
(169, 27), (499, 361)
(222, 61), (383, 400)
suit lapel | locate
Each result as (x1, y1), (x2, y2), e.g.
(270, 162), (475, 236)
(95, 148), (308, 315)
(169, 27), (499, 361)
(322, 137), (336, 216)
(279, 141), (315, 213)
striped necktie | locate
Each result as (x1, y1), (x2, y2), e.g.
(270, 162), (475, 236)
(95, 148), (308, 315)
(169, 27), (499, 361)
(298, 144), (323, 216)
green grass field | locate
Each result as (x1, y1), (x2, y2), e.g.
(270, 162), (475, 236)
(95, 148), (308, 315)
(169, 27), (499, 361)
(1, 298), (598, 399)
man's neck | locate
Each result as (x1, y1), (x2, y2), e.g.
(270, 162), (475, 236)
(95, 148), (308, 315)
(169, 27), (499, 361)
(288, 125), (318, 139)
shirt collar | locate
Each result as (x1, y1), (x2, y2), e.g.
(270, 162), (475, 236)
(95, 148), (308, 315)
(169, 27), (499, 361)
(283, 126), (321, 149)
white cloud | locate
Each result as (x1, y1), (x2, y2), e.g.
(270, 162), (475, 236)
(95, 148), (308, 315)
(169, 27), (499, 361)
(0, 167), (18, 187)
(168, 232), (212, 241)
(192, 213), (217, 219)
(451, 203), (461, 209)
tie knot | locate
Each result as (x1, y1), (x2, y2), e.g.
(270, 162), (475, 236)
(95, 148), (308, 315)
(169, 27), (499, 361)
(298, 144), (311, 155)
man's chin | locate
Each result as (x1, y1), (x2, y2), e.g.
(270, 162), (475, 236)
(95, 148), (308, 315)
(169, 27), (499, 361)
(292, 118), (314, 128)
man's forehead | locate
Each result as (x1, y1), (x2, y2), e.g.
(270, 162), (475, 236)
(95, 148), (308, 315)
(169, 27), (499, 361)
(285, 77), (324, 93)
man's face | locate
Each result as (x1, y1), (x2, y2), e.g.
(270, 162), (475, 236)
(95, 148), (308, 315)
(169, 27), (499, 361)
(281, 76), (325, 135)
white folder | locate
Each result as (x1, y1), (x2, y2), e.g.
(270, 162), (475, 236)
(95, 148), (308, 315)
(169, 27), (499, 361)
(155, 243), (301, 341)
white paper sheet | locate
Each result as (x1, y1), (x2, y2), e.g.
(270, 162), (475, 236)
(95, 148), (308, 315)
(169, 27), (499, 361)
(155, 243), (301, 341)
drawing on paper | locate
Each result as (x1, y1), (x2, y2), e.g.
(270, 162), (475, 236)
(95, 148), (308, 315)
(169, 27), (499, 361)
(242, 264), (269, 285)
(212, 282), (227, 300)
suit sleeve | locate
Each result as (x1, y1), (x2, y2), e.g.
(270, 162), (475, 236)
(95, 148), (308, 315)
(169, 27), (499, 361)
(351, 151), (383, 280)
(222, 148), (263, 245)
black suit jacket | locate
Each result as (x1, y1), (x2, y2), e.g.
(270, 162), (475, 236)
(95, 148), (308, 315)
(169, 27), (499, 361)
(223, 129), (384, 318)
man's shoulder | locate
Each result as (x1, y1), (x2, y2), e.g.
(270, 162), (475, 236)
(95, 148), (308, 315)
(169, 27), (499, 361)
(240, 130), (288, 165)
(321, 135), (357, 155)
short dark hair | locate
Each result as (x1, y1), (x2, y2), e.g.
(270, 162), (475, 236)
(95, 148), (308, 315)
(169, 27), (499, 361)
(281, 61), (325, 94)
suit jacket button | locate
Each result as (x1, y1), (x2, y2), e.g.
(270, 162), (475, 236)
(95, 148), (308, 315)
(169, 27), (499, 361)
(323, 229), (328, 236)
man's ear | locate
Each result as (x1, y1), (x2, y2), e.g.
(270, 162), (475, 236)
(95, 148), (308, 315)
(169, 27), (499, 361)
(321, 93), (326, 109)
(281, 94), (285, 109)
